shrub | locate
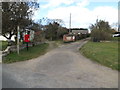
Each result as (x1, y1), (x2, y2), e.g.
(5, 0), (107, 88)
(90, 20), (112, 42)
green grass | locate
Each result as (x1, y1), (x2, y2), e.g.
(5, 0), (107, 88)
(0, 41), (8, 51)
(80, 41), (119, 71)
(112, 37), (120, 42)
(3, 43), (49, 63)
(54, 39), (64, 46)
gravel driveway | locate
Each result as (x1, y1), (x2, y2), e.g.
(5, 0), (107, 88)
(2, 39), (118, 88)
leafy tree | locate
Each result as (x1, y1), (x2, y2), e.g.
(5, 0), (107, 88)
(57, 27), (68, 39)
(2, 2), (39, 40)
(28, 22), (45, 43)
(90, 20), (113, 42)
(38, 17), (64, 26)
(45, 22), (59, 40)
(28, 22), (41, 31)
(34, 30), (45, 43)
(36, 18), (67, 41)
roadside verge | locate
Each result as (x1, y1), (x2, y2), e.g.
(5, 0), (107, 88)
(3, 43), (49, 63)
(80, 41), (119, 71)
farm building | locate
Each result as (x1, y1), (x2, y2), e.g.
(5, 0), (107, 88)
(70, 28), (88, 35)
(63, 28), (89, 42)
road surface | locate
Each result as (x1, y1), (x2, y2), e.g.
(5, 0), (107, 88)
(2, 39), (118, 88)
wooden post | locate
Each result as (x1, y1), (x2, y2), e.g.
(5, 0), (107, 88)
(17, 26), (20, 55)
(69, 13), (71, 33)
(26, 42), (28, 51)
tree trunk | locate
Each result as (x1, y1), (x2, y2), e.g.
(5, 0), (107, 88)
(50, 37), (53, 41)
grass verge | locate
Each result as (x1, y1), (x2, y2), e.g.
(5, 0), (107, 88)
(54, 39), (64, 46)
(80, 41), (119, 71)
(3, 43), (49, 63)
(47, 39), (64, 51)
(1, 41), (8, 51)
(112, 37), (120, 42)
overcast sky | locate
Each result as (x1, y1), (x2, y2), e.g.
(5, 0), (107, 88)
(32, 0), (118, 29)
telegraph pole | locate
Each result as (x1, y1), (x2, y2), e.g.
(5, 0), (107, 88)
(17, 26), (20, 55)
(69, 13), (71, 33)
(118, 1), (120, 32)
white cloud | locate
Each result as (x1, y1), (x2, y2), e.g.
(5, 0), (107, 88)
(77, 0), (89, 7)
(41, 0), (75, 8)
(92, 6), (118, 25)
(46, 2), (117, 28)
(32, 0), (118, 29)
(32, 8), (41, 21)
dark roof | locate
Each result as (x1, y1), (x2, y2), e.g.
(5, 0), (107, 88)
(71, 28), (88, 30)
(114, 32), (120, 34)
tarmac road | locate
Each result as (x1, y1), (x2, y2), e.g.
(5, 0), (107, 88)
(2, 39), (118, 88)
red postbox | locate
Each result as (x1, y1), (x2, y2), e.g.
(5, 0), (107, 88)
(24, 34), (30, 42)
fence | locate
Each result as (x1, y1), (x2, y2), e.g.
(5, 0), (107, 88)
(2, 42), (45, 57)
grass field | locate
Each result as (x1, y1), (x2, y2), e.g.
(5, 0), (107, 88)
(80, 41), (119, 71)
(112, 37), (120, 42)
(3, 43), (49, 63)
(1, 41), (8, 51)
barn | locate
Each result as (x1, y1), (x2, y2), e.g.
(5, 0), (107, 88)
(71, 28), (88, 35)
(63, 28), (89, 42)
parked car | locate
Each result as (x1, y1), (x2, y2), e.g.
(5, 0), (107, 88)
(63, 34), (76, 42)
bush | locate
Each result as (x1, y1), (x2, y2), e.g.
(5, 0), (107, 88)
(91, 30), (112, 42)
(90, 20), (112, 42)
(34, 31), (45, 42)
